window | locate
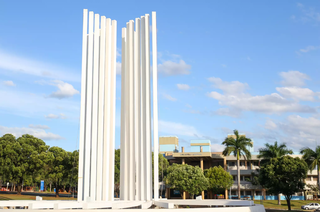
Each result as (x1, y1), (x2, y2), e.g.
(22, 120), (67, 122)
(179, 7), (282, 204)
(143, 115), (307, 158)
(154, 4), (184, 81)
(306, 177), (312, 181)
(233, 176), (237, 181)
(313, 177), (318, 181)
(229, 162), (235, 166)
(231, 190), (236, 195)
(240, 191), (244, 196)
(240, 161), (245, 166)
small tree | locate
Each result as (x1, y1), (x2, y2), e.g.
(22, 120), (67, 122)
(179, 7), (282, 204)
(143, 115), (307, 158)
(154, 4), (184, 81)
(205, 166), (233, 197)
(307, 184), (319, 200)
(259, 156), (308, 211)
(245, 172), (262, 200)
(166, 164), (208, 199)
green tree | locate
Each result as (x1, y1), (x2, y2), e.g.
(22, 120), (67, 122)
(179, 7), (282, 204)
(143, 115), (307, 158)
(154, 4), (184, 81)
(258, 141), (293, 204)
(205, 166), (233, 196)
(300, 146), (320, 198)
(166, 164), (208, 199)
(222, 130), (252, 199)
(0, 134), (48, 194)
(152, 153), (170, 182)
(259, 156), (308, 211)
(46, 146), (69, 197)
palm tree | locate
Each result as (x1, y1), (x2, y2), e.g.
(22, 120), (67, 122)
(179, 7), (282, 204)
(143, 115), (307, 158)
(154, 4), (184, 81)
(300, 146), (320, 200)
(258, 141), (293, 204)
(222, 129), (252, 199)
(258, 141), (293, 162)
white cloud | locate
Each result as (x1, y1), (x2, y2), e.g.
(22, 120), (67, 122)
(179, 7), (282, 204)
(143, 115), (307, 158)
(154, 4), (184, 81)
(276, 86), (318, 101)
(300, 45), (320, 53)
(207, 77), (316, 116)
(208, 77), (249, 94)
(208, 91), (315, 115)
(211, 144), (225, 152)
(158, 60), (191, 76)
(116, 62), (121, 75)
(0, 125), (64, 140)
(159, 120), (200, 137)
(45, 113), (66, 119)
(185, 104), (192, 108)
(221, 64), (227, 68)
(0, 89), (79, 119)
(278, 115), (320, 149)
(176, 84), (190, 90)
(29, 124), (50, 129)
(45, 114), (59, 119)
(279, 70), (310, 87)
(0, 50), (80, 82)
(265, 119), (277, 130)
(48, 80), (79, 99)
(3, 80), (15, 86)
(247, 57), (251, 61)
(296, 3), (320, 23)
(162, 93), (177, 101)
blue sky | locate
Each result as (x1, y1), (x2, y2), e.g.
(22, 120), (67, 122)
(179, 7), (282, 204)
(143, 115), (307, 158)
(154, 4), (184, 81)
(0, 0), (319, 152)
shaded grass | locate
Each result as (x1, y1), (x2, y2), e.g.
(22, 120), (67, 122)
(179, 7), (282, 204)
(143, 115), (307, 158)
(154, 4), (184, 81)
(0, 194), (75, 201)
(255, 200), (320, 211)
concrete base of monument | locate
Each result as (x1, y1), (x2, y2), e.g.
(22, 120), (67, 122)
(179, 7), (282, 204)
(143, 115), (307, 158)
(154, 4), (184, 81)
(0, 199), (265, 211)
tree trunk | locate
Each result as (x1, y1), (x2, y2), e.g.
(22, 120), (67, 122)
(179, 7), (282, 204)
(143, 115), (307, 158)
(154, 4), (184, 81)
(285, 196), (291, 211)
(55, 180), (59, 197)
(278, 193), (281, 205)
(17, 178), (23, 195)
(50, 183), (52, 192)
(237, 152), (241, 199)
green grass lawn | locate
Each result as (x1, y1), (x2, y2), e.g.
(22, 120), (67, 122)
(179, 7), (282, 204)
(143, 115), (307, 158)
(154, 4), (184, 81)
(0, 194), (75, 201)
(255, 200), (320, 211)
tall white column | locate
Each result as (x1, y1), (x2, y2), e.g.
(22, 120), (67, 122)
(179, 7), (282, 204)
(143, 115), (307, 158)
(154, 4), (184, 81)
(90, 13), (100, 201)
(128, 20), (135, 201)
(109, 19), (117, 201)
(77, 9), (88, 202)
(134, 18), (141, 201)
(84, 11), (94, 201)
(102, 18), (112, 201)
(144, 14), (152, 201)
(152, 11), (159, 201)
(140, 16), (147, 201)
(96, 15), (106, 202)
(120, 27), (128, 201)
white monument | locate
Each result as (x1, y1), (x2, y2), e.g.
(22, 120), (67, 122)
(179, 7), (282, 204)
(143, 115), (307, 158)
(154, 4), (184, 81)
(77, 9), (159, 202)
(120, 13), (159, 202)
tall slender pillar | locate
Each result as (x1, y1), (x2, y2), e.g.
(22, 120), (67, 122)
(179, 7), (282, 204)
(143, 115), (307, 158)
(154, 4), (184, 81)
(152, 11), (159, 201)
(96, 15), (106, 202)
(77, 9), (88, 202)
(84, 11), (94, 201)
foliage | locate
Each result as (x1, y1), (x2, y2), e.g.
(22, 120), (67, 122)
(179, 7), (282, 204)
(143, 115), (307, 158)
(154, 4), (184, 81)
(46, 146), (69, 197)
(166, 164), (208, 198)
(259, 156), (308, 211)
(152, 152), (170, 182)
(258, 141), (293, 165)
(221, 129), (252, 199)
(0, 134), (49, 194)
(204, 166), (233, 194)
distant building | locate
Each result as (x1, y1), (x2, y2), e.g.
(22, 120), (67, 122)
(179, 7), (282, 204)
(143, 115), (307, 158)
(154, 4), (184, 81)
(162, 135), (314, 200)
(159, 136), (178, 155)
